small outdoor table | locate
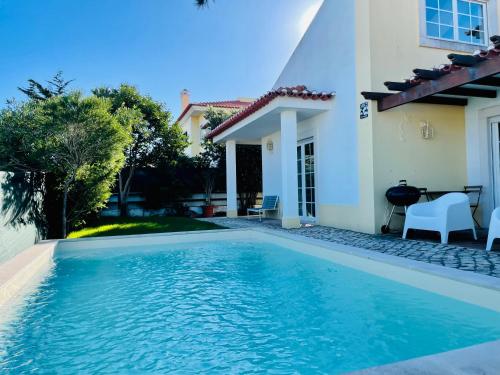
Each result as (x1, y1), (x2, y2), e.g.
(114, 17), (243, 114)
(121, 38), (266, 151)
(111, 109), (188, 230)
(423, 186), (483, 228)
(424, 190), (465, 201)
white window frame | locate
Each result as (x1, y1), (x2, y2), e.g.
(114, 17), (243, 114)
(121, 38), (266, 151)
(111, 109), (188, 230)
(297, 137), (317, 223)
(419, 0), (497, 52)
(490, 119), (500, 207)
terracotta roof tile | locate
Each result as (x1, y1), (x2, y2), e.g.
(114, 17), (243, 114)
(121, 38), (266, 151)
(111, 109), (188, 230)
(207, 86), (334, 139)
(176, 100), (252, 122)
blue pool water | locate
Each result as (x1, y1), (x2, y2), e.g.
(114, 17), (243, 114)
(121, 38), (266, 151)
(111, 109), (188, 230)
(1, 241), (500, 374)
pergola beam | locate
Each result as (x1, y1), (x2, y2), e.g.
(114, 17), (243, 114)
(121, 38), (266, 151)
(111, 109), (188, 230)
(361, 92), (391, 100)
(442, 87), (497, 98)
(413, 69), (446, 80)
(413, 96), (468, 106)
(378, 57), (500, 111)
(383, 82), (496, 98)
(472, 76), (500, 87)
(384, 81), (418, 91)
(361, 92), (467, 108)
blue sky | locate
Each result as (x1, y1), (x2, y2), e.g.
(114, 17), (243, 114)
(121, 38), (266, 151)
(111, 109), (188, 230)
(0, 0), (322, 116)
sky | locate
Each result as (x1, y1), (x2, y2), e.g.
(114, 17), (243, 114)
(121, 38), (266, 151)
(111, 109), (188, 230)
(0, 0), (322, 116)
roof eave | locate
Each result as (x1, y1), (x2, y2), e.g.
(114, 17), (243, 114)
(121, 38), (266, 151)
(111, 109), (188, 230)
(209, 89), (335, 141)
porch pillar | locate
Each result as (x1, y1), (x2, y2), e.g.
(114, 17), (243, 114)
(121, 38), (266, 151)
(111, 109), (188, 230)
(280, 110), (300, 229)
(225, 139), (238, 218)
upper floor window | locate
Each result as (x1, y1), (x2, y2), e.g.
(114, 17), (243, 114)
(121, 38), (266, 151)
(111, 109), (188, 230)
(425, 0), (487, 45)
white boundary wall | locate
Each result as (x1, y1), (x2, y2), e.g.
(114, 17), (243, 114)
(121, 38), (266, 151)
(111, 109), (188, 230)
(0, 172), (39, 264)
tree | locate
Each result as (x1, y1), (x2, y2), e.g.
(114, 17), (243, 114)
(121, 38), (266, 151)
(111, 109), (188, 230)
(236, 145), (262, 211)
(13, 72), (74, 237)
(198, 107), (262, 212)
(18, 71), (73, 101)
(195, 0), (212, 7)
(0, 100), (51, 236)
(93, 85), (189, 217)
(195, 107), (228, 208)
(0, 93), (132, 237)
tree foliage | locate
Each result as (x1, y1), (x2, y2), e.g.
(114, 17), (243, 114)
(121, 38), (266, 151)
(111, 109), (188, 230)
(0, 93), (132, 237)
(196, 107), (262, 210)
(196, 106), (229, 167)
(18, 71), (74, 101)
(93, 85), (189, 216)
(194, 107), (229, 205)
(9, 71), (75, 238)
(195, 0), (212, 7)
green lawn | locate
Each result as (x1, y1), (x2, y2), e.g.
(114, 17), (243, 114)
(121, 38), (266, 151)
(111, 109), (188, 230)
(67, 216), (224, 239)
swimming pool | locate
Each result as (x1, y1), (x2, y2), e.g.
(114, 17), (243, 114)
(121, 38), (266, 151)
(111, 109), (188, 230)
(1, 231), (500, 374)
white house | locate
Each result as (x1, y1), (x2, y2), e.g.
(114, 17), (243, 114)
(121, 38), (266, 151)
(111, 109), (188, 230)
(208, 0), (500, 235)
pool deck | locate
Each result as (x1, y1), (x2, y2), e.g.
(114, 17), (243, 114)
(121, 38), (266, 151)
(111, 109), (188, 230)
(200, 217), (500, 278)
(346, 340), (500, 375)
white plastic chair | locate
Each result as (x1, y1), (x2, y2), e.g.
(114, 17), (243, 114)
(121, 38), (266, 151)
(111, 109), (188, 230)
(486, 207), (500, 251)
(403, 193), (477, 244)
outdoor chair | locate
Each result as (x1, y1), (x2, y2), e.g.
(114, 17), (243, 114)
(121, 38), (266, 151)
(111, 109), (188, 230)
(464, 185), (483, 227)
(487, 207), (500, 251)
(247, 196), (279, 222)
(403, 193), (477, 244)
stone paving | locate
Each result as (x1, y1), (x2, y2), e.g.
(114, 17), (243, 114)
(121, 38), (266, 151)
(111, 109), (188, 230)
(200, 217), (500, 278)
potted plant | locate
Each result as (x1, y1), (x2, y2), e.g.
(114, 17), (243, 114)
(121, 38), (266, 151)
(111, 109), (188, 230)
(201, 168), (217, 217)
(194, 107), (230, 217)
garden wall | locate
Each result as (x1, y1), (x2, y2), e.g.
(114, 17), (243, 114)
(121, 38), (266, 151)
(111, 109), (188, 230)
(102, 192), (263, 217)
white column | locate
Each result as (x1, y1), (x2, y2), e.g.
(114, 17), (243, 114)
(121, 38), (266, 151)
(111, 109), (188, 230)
(280, 110), (300, 229)
(226, 139), (238, 218)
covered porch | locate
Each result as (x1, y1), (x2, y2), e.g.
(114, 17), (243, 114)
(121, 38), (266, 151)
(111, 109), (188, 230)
(207, 86), (334, 229)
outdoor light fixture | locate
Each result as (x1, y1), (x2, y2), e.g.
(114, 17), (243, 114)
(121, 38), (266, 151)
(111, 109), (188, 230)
(420, 121), (434, 140)
(266, 139), (274, 151)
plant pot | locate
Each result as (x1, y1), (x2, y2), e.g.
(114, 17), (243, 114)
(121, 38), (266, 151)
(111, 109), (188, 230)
(203, 205), (215, 218)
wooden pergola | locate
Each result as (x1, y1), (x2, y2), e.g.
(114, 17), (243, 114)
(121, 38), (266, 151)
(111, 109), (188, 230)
(362, 36), (500, 112)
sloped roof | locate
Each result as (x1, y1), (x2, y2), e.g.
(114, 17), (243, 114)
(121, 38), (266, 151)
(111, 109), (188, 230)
(177, 100), (252, 123)
(207, 86), (334, 139)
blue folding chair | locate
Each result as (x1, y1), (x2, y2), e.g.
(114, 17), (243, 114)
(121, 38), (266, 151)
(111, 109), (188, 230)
(247, 196), (279, 221)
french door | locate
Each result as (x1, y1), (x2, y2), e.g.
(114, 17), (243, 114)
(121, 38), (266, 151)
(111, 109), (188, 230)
(297, 140), (316, 220)
(492, 121), (500, 207)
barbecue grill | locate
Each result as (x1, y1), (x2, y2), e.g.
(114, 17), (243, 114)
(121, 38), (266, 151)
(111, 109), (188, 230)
(381, 180), (422, 234)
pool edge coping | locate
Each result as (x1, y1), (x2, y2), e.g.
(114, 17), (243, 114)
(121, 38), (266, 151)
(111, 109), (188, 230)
(0, 240), (57, 308)
(344, 339), (500, 375)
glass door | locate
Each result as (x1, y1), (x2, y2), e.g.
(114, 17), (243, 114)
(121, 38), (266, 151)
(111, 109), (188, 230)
(297, 141), (316, 220)
(492, 121), (500, 207)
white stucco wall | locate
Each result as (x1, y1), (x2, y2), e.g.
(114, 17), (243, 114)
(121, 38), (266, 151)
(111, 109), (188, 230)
(261, 130), (282, 198)
(181, 117), (193, 157)
(273, 0), (358, 207)
(0, 172), (39, 264)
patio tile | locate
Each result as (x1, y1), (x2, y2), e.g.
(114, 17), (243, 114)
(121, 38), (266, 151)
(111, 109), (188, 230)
(200, 217), (500, 278)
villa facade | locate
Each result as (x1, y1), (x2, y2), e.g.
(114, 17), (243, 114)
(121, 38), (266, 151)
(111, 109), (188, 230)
(177, 89), (253, 157)
(208, 0), (500, 234)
